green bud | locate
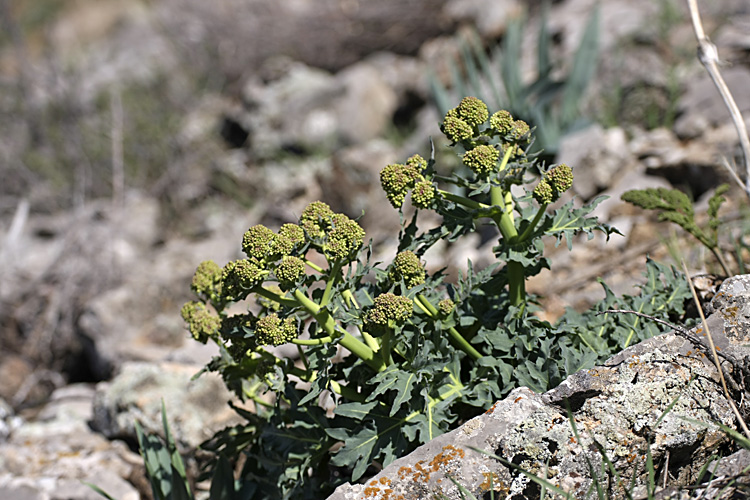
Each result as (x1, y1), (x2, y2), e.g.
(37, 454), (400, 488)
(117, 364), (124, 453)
(322, 213), (365, 262)
(438, 298), (455, 316)
(411, 179), (436, 210)
(463, 145), (500, 176)
(533, 179), (554, 205)
(222, 259), (265, 300)
(255, 313), (298, 346)
(275, 255), (306, 290)
(512, 120), (530, 142)
(546, 163), (574, 194)
(389, 250), (426, 288)
(276, 223), (305, 255)
(456, 96), (489, 127)
(191, 260), (222, 299)
(380, 163), (421, 209)
(441, 115), (473, 143)
(300, 201), (334, 239)
(242, 225), (276, 261)
(406, 154), (428, 172)
(490, 110), (514, 135)
(181, 301), (221, 343)
(364, 293), (413, 329)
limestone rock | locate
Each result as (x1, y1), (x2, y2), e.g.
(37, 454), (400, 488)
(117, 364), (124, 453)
(0, 385), (140, 500)
(91, 361), (247, 449)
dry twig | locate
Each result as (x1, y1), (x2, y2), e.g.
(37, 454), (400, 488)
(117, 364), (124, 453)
(686, 0), (750, 197)
(681, 259), (750, 439)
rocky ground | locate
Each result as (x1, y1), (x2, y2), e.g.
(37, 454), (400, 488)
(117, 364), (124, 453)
(0, 0), (750, 498)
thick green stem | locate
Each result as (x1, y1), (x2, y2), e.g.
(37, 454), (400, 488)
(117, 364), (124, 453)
(304, 259), (324, 273)
(517, 204), (548, 243)
(255, 286), (299, 308)
(417, 295), (482, 361)
(292, 289), (384, 372)
(320, 260), (343, 307)
(438, 189), (487, 210)
(380, 329), (394, 366)
(293, 336), (334, 346)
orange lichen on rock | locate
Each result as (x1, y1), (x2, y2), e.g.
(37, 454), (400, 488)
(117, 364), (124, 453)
(485, 401), (500, 414)
(479, 472), (500, 491)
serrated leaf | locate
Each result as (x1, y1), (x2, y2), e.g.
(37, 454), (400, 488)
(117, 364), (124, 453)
(334, 401), (380, 420)
(329, 408), (413, 480)
(546, 196), (619, 249)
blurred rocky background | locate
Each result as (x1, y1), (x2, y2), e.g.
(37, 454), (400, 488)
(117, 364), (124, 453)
(0, 0), (749, 498)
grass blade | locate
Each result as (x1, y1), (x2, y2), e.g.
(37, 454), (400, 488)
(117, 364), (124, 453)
(561, 5), (600, 125)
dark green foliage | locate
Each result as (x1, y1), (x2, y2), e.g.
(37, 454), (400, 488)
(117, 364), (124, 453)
(167, 98), (692, 499)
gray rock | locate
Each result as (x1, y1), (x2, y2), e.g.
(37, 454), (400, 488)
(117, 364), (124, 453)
(442, 0), (520, 38)
(335, 61), (399, 145)
(557, 124), (634, 200)
(91, 361), (246, 448)
(0, 384), (140, 500)
(326, 275), (750, 500)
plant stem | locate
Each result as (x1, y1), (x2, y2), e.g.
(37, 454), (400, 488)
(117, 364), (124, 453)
(417, 294), (482, 360)
(292, 288), (384, 372)
(304, 259), (325, 273)
(255, 286), (299, 308)
(517, 203), (548, 243)
(380, 329), (394, 366)
(437, 189), (486, 210)
(320, 260), (342, 307)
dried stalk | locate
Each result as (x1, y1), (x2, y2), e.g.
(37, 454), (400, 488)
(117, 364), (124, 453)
(681, 260), (750, 439)
(686, 0), (750, 197)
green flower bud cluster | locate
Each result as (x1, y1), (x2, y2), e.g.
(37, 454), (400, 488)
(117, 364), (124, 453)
(489, 110), (514, 135)
(181, 301), (221, 343)
(533, 179), (554, 205)
(242, 223), (305, 264)
(300, 201), (335, 240)
(242, 224), (276, 261)
(546, 163), (574, 193)
(438, 298), (455, 317)
(255, 313), (298, 346)
(410, 180), (436, 209)
(364, 293), (413, 331)
(533, 163), (574, 205)
(389, 250), (426, 288)
(276, 223), (305, 255)
(441, 114), (474, 143)
(323, 213), (365, 262)
(298, 201), (365, 262)
(190, 260), (223, 303)
(222, 259), (266, 301)
(463, 145), (500, 177)
(275, 256), (307, 290)
(379, 154), (435, 209)
(441, 97), (490, 144)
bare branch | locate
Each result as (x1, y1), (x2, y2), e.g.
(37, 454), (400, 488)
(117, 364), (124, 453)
(686, 0), (750, 197)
